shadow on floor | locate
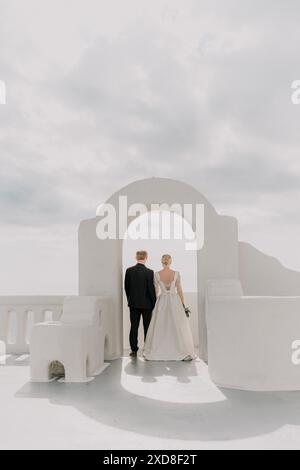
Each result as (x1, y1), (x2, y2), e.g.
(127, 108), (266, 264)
(125, 355), (200, 383)
(15, 357), (300, 443)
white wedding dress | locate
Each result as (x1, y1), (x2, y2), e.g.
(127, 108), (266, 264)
(143, 271), (196, 361)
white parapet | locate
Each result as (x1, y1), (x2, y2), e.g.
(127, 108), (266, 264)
(0, 296), (64, 355)
(206, 280), (300, 391)
(30, 296), (114, 383)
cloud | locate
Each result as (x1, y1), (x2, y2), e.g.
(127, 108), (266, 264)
(1, 0), (300, 288)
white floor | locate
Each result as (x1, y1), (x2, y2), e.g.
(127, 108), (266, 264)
(1, 354), (300, 450)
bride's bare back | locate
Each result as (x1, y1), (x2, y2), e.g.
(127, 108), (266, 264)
(158, 268), (176, 286)
(158, 268), (185, 305)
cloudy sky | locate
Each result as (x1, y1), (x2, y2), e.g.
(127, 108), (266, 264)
(0, 0), (300, 294)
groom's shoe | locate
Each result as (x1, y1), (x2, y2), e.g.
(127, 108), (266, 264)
(129, 351), (138, 358)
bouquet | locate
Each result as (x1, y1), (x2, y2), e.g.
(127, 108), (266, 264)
(183, 305), (191, 318)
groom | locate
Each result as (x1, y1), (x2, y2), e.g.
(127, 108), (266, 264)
(125, 251), (156, 358)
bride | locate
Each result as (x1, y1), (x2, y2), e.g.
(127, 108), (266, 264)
(143, 254), (196, 361)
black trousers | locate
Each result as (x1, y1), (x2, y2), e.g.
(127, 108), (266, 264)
(129, 308), (153, 353)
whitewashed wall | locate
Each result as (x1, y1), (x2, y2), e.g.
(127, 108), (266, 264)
(239, 242), (300, 296)
(79, 177), (239, 361)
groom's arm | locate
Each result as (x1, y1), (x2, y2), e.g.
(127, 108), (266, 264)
(124, 269), (131, 303)
(147, 270), (157, 309)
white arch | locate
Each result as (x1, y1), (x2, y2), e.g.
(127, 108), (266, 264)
(79, 177), (239, 361)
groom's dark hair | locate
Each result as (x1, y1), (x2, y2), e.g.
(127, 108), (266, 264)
(136, 250), (148, 261)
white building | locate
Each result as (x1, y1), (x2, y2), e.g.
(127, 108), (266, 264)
(1, 177), (300, 450)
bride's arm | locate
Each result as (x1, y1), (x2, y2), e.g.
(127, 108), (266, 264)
(176, 273), (185, 306)
(154, 274), (160, 296)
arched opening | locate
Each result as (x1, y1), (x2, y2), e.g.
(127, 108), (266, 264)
(79, 177), (240, 361)
(25, 310), (35, 344)
(7, 310), (17, 345)
(49, 361), (65, 380)
(122, 210), (198, 356)
(43, 310), (53, 323)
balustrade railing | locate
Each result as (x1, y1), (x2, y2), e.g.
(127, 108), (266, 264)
(0, 297), (64, 354)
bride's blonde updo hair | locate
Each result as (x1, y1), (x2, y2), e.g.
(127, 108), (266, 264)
(161, 254), (172, 266)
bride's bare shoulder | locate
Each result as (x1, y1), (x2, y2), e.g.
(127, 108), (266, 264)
(157, 269), (176, 274)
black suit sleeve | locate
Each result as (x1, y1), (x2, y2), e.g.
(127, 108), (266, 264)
(147, 270), (157, 309)
(125, 269), (130, 303)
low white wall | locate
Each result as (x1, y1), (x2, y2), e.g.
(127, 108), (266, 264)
(207, 296), (300, 391)
(123, 292), (199, 351)
(0, 296), (64, 355)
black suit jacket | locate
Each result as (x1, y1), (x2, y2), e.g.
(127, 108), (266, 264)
(125, 264), (156, 310)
